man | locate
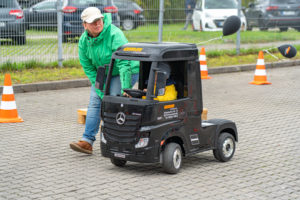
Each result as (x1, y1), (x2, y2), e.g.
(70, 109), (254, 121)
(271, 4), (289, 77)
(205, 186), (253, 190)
(70, 7), (139, 154)
(182, 0), (196, 30)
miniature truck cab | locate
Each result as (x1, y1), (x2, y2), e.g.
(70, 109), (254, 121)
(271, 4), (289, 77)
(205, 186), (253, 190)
(97, 42), (238, 174)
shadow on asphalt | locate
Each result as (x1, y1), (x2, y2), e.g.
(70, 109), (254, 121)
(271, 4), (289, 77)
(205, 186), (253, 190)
(106, 154), (218, 175)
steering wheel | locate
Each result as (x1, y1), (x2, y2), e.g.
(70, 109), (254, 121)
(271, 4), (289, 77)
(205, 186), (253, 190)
(123, 89), (146, 98)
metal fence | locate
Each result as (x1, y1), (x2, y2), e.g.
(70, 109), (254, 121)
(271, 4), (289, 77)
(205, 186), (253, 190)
(1, 0), (300, 66)
(1, 0), (187, 66)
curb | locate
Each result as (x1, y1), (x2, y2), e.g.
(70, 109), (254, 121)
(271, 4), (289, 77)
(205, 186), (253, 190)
(208, 59), (300, 74)
(1, 79), (91, 94)
(1, 59), (300, 94)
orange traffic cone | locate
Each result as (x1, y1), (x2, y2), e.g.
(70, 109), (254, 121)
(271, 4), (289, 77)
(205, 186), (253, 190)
(199, 47), (211, 79)
(0, 74), (23, 123)
(249, 51), (271, 85)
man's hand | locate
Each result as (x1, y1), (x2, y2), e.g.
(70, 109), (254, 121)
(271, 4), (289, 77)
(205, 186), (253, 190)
(123, 92), (132, 98)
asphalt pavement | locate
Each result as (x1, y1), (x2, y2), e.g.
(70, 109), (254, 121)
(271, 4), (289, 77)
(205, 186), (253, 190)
(0, 65), (299, 199)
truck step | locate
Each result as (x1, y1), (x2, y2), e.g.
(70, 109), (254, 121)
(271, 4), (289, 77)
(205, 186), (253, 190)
(77, 108), (208, 124)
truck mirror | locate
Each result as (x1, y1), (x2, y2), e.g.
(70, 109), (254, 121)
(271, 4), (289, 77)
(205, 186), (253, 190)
(95, 66), (106, 91)
(222, 15), (241, 36)
(278, 44), (297, 58)
(154, 71), (167, 96)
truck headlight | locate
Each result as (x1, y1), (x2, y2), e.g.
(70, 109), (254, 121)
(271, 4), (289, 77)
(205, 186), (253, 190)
(135, 138), (149, 148)
(101, 132), (107, 144)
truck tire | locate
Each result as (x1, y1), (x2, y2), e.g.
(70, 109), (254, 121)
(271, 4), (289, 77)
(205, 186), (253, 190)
(213, 132), (235, 162)
(163, 143), (182, 174)
(111, 158), (127, 167)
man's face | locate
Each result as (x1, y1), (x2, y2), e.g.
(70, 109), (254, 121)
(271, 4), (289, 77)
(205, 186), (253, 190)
(83, 18), (104, 37)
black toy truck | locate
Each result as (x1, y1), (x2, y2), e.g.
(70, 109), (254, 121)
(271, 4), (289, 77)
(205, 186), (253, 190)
(96, 42), (238, 174)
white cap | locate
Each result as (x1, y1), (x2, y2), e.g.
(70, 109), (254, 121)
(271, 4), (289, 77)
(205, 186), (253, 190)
(81, 7), (104, 23)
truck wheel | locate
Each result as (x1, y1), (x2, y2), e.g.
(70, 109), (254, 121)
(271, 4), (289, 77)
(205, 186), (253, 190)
(213, 132), (235, 162)
(110, 158), (127, 167)
(163, 143), (182, 174)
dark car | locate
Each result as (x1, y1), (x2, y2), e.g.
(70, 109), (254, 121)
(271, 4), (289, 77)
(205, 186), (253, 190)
(23, 0), (120, 42)
(245, 0), (300, 31)
(113, 0), (145, 31)
(0, 0), (26, 45)
(19, 0), (44, 8)
(24, 0), (57, 30)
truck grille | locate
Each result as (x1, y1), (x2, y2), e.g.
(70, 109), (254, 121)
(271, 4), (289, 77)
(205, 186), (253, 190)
(103, 112), (141, 143)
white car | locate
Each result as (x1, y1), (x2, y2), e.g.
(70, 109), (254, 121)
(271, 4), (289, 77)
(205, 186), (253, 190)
(192, 0), (247, 31)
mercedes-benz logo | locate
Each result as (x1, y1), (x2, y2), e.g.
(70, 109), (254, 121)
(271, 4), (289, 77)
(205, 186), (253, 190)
(116, 112), (126, 125)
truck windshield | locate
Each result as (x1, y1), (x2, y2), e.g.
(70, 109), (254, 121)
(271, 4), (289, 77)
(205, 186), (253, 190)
(204, 0), (237, 9)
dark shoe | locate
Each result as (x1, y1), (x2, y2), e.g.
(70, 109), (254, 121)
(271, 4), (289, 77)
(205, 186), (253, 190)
(70, 141), (93, 154)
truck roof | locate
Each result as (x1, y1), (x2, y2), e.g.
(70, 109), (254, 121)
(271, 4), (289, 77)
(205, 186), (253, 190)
(112, 42), (199, 62)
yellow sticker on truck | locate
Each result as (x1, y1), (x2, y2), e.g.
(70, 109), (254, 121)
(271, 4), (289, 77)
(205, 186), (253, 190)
(123, 47), (143, 52)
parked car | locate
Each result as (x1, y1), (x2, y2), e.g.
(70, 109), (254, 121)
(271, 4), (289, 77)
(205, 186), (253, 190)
(19, 0), (44, 8)
(0, 0), (26, 45)
(192, 0), (247, 31)
(113, 0), (145, 31)
(245, 0), (300, 31)
(23, 0), (121, 42)
(23, 0), (57, 30)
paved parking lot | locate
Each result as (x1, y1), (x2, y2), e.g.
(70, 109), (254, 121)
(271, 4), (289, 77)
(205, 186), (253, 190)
(1, 66), (299, 200)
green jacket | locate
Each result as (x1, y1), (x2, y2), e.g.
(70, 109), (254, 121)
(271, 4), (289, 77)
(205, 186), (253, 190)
(78, 13), (139, 98)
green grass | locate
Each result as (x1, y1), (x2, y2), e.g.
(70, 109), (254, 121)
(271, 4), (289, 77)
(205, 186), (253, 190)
(0, 59), (84, 84)
(1, 23), (300, 84)
(7, 67), (85, 84)
(1, 46), (299, 85)
(125, 23), (300, 44)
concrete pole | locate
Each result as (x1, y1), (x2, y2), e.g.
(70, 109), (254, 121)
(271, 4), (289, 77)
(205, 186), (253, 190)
(236, 0), (241, 55)
(158, 0), (165, 43)
(57, 0), (63, 67)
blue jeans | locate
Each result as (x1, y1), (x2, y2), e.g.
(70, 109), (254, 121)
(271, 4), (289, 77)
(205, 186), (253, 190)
(82, 74), (139, 145)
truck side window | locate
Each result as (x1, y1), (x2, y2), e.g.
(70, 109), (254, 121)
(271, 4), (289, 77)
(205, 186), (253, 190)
(138, 61), (188, 100)
(168, 61), (188, 99)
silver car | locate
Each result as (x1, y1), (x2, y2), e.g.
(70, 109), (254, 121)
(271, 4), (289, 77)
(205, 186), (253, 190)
(245, 0), (300, 31)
